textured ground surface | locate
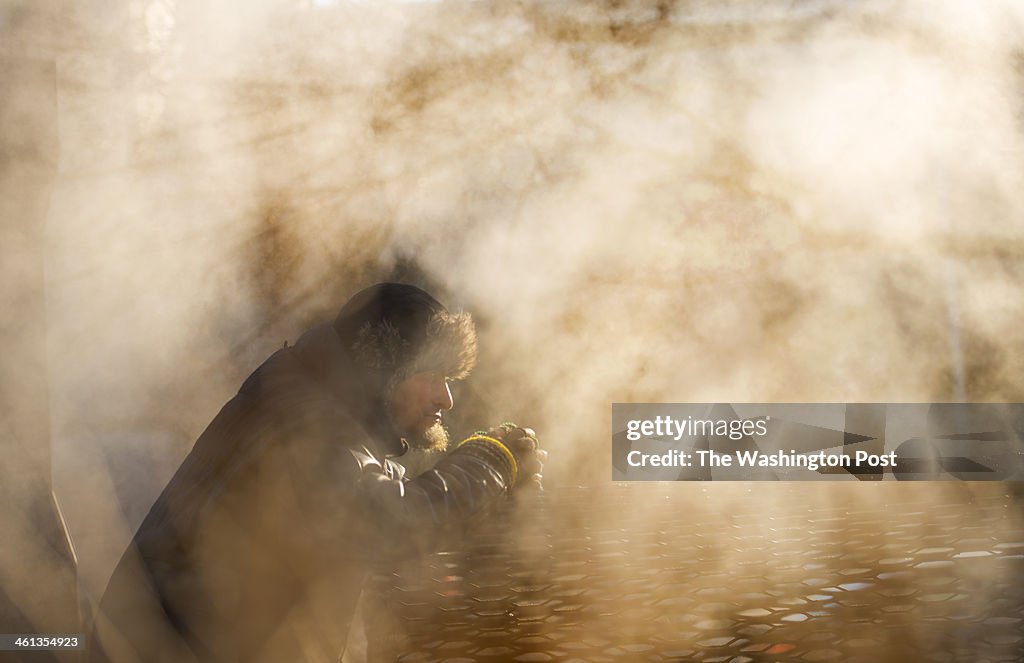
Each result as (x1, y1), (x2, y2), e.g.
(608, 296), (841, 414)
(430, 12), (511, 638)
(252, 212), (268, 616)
(363, 484), (1024, 662)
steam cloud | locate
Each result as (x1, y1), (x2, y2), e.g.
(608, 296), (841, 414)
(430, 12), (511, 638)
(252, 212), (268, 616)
(3, 0), (1024, 648)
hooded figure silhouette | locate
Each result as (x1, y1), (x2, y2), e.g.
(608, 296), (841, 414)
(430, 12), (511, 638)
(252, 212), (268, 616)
(87, 283), (526, 663)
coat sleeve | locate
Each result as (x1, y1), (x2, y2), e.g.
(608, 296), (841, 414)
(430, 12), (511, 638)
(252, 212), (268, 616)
(288, 437), (519, 563)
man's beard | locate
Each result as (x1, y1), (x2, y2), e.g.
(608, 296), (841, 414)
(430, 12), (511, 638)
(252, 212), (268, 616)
(415, 420), (450, 451)
(390, 413), (450, 452)
(396, 422), (450, 477)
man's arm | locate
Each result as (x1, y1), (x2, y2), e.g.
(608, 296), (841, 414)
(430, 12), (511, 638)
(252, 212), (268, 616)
(347, 439), (516, 560)
(291, 430), (540, 563)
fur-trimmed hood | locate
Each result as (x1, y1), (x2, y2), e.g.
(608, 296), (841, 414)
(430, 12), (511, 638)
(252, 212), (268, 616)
(333, 283), (477, 386)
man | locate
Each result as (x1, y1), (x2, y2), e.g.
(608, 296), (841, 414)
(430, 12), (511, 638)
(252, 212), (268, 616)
(87, 283), (545, 663)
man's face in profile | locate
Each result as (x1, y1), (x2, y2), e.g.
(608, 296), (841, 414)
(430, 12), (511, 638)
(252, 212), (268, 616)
(389, 371), (454, 450)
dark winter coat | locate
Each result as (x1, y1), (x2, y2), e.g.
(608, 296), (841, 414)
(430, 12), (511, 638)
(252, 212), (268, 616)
(87, 317), (510, 663)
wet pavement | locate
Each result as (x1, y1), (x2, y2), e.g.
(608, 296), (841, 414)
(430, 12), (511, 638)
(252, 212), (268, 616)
(364, 484), (1024, 662)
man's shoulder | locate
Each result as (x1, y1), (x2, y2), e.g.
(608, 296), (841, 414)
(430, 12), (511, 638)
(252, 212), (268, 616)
(231, 327), (362, 431)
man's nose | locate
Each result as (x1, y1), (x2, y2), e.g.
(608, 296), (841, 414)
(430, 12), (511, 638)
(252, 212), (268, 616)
(434, 380), (454, 412)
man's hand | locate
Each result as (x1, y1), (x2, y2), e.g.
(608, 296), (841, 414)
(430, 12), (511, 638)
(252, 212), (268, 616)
(485, 423), (547, 490)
